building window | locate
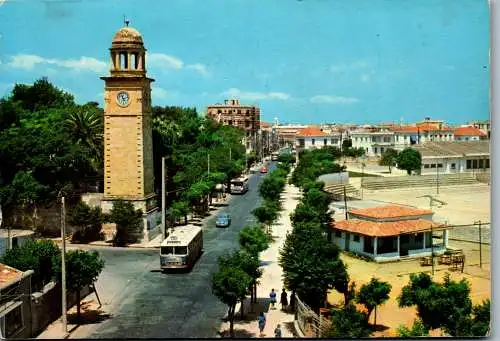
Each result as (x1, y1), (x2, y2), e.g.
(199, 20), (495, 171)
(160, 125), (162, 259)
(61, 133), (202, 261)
(312, 139), (315, 145)
(298, 139), (305, 147)
(430, 164), (436, 168)
(437, 164), (443, 168)
(335, 230), (341, 238)
(472, 159), (478, 169)
(374, 147), (378, 154)
(424, 164), (430, 169)
(466, 160), (472, 169)
(6, 304), (24, 337)
(353, 234), (360, 242)
(324, 139), (327, 146)
(486, 159), (490, 168)
(450, 163), (456, 170)
(228, 120), (232, 125)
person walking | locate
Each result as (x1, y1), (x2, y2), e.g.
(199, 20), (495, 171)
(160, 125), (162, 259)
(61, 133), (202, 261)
(280, 289), (288, 311)
(274, 324), (282, 338)
(258, 312), (266, 337)
(269, 288), (277, 309)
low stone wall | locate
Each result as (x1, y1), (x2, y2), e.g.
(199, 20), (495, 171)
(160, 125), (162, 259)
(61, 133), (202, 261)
(31, 281), (92, 337)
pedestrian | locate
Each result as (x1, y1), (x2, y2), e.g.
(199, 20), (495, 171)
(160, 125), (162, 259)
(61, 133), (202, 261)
(280, 289), (288, 311)
(258, 312), (266, 337)
(274, 324), (282, 338)
(269, 288), (277, 309)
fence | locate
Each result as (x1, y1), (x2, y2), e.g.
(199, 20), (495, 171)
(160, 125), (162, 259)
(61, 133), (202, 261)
(448, 222), (490, 245)
(295, 294), (331, 337)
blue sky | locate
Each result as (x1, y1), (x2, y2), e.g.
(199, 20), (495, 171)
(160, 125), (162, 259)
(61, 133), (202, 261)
(0, 0), (490, 124)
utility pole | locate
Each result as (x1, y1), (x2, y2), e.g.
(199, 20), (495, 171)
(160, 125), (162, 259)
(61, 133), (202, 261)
(430, 224), (434, 276)
(477, 220), (482, 268)
(343, 186), (348, 220)
(60, 196), (68, 334)
(208, 153), (210, 175)
(361, 163), (365, 200)
(161, 156), (166, 240)
(436, 163), (439, 195)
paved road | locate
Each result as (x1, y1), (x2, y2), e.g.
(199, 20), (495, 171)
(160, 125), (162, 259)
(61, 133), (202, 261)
(86, 163), (276, 339)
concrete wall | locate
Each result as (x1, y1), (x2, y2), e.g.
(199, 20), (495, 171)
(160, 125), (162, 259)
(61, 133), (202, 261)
(31, 281), (92, 337)
(0, 271), (33, 339)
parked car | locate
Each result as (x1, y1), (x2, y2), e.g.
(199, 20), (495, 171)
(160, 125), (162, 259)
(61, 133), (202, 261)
(260, 166), (268, 173)
(215, 213), (231, 227)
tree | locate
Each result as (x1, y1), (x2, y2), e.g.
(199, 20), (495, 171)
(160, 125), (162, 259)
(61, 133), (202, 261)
(107, 200), (143, 246)
(212, 256), (252, 338)
(1, 239), (60, 290)
(356, 277), (392, 326)
(53, 249), (105, 321)
(341, 138), (352, 151)
(398, 272), (475, 336)
(239, 224), (270, 256)
(378, 148), (399, 173)
(169, 200), (190, 225)
(279, 222), (348, 312)
(397, 319), (430, 337)
(396, 148), (422, 175)
(69, 202), (103, 242)
(259, 175), (285, 202)
(470, 299), (490, 336)
(252, 203), (278, 232)
(325, 303), (372, 338)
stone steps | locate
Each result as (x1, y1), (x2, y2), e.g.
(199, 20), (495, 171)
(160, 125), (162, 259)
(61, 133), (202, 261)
(361, 173), (479, 190)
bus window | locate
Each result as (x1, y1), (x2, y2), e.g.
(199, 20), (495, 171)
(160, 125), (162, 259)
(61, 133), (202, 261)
(161, 246), (174, 255)
(175, 246), (188, 255)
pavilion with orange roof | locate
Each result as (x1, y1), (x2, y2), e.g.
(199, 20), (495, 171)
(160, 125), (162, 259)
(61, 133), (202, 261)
(330, 204), (449, 262)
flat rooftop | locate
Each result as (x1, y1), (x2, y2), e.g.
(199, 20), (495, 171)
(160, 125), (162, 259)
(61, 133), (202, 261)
(0, 229), (35, 239)
(413, 141), (489, 158)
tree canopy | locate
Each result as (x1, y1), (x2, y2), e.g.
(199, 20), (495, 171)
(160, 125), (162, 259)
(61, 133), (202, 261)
(396, 148), (422, 175)
(378, 148), (399, 173)
(397, 272), (489, 336)
(53, 249), (105, 320)
(356, 277), (392, 326)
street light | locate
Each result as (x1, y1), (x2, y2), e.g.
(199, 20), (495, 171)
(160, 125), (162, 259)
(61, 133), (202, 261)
(60, 195), (68, 334)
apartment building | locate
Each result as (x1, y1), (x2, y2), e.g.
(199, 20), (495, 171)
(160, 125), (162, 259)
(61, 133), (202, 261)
(454, 126), (488, 142)
(295, 126), (341, 150)
(350, 129), (395, 156)
(206, 99), (260, 152)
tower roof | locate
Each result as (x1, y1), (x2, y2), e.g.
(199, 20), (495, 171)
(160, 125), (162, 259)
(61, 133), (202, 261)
(112, 26), (144, 45)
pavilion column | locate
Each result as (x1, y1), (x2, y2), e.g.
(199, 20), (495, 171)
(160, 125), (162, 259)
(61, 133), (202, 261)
(397, 235), (400, 255)
(373, 237), (378, 256)
(127, 53), (131, 70)
(423, 232), (426, 249)
(443, 230), (449, 248)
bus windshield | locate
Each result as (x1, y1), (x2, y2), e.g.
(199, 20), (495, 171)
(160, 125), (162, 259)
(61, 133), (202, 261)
(161, 246), (174, 255)
(175, 246), (188, 255)
(231, 181), (244, 187)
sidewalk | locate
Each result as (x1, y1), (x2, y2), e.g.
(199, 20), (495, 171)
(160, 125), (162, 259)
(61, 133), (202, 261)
(218, 180), (301, 338)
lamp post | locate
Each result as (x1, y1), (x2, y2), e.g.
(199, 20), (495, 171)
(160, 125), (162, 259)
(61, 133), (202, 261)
(161, 156), (166, 240)
(60, 195), (68, 334)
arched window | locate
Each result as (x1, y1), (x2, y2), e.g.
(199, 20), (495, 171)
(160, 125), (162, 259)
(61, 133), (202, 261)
(131, 53), (139, 69)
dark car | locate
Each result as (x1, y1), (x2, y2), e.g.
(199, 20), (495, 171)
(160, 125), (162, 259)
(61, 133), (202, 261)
(215, 213), (231, 227)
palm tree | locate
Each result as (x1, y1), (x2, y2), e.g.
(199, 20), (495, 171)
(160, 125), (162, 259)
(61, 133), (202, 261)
(65, 108), (104, 173)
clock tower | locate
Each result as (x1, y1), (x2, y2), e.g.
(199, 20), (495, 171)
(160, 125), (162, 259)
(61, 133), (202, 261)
(100, 24), (158, 242)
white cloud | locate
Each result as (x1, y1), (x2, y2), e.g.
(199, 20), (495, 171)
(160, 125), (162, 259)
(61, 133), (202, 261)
(7, 54), (107, 73)
(222, 88), (291, 101)
(330, 61), (368, 73)
(148, 53), (184, 70)
(152, 87), (169, 99)
(0, 0), (6, 7)
(186, 63), (209, 76)
(8, 54), (44, 70)
(310, 95), (359, 104)
(148, 52), (209, 76)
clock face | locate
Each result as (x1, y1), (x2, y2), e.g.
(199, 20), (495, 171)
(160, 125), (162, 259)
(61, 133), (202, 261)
(116, 91), (130, 107)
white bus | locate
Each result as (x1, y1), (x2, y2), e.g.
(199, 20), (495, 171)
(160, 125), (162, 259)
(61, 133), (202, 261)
(160, 225), (203, 270)
(230, 176), (249, 194)
(271, 152), (280, 161)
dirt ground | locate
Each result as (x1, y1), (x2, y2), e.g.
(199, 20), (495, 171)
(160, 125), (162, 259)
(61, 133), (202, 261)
(327, 182), (491, 337)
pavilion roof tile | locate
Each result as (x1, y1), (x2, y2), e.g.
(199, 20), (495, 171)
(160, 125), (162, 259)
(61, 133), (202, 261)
(331, 219), (444, 237)
(348, 205), (433, 219)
